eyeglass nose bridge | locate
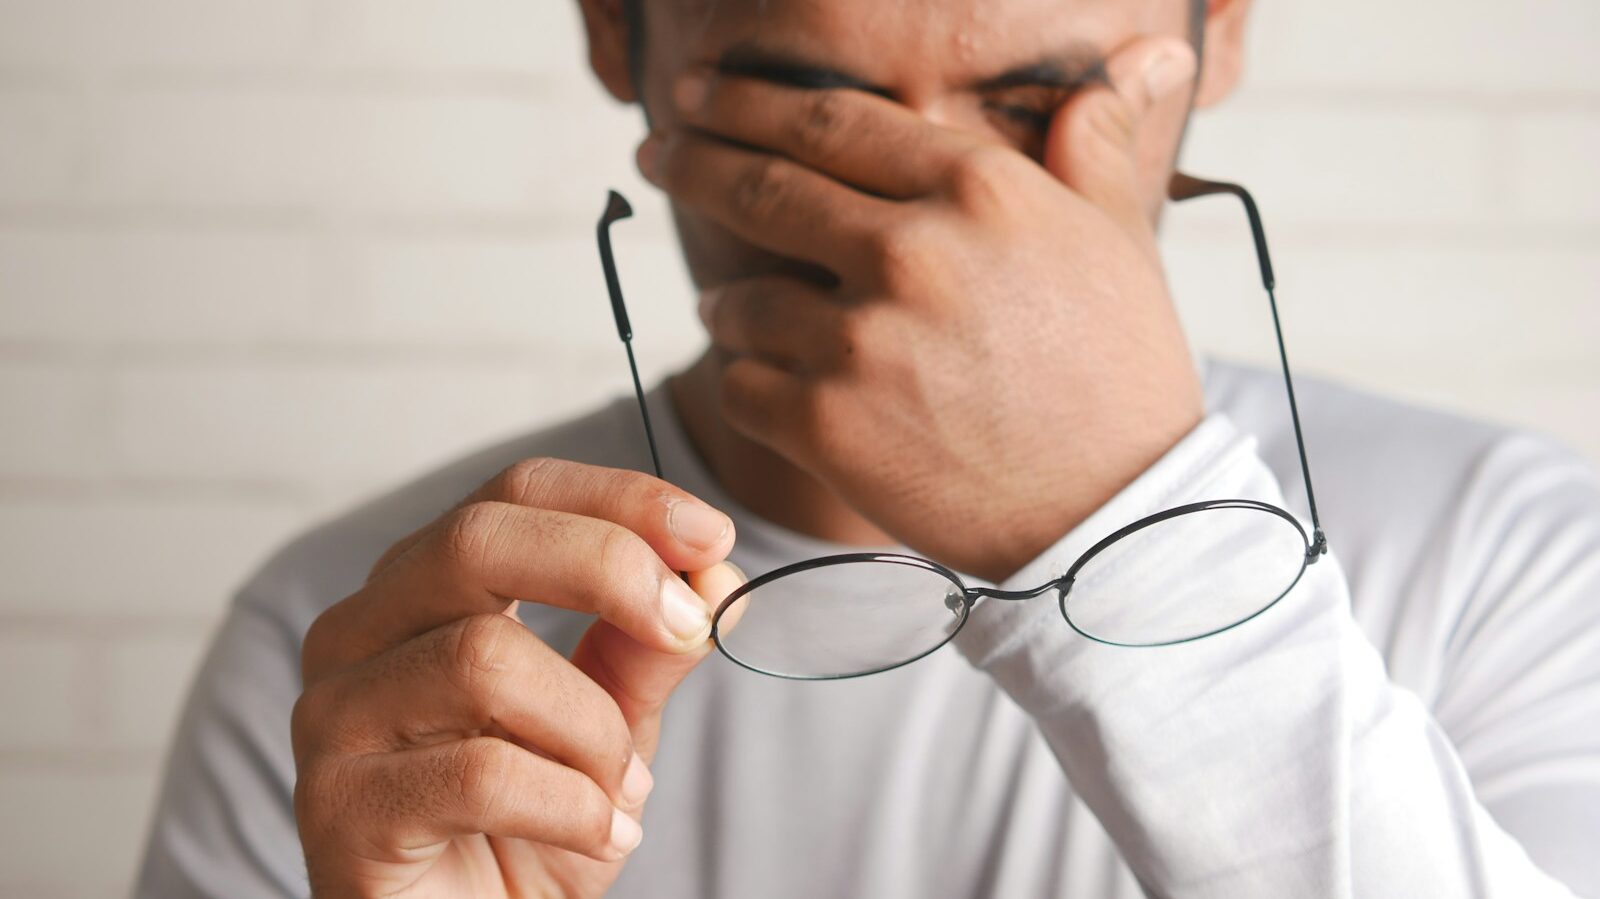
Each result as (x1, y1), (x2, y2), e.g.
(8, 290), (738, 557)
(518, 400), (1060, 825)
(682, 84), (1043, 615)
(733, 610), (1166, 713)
(964, 576), (1074, 605)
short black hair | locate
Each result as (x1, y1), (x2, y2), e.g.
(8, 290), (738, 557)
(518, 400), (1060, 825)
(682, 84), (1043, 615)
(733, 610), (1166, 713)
(620, 1), (1206, 92)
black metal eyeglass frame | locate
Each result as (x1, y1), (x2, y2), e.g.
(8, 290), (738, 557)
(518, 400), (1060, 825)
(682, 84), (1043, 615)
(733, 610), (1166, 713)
(596, 172), (1328, 680)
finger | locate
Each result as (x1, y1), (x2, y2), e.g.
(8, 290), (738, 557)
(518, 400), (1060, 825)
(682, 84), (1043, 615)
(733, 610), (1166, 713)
(697, 276), (853, 375)
(639, 128), (898, 274)
(708, 561), (751, 637)
(672, 69), (967, 199)
(320, 736), (644, 863)
(305, 502), (719, 678)
(570, 561), (749, 762)
(369, 458), (736, 581)
(714, 355), (824, 469)
(293, 613), (656, 810)
(1044, 35), (1197, 240)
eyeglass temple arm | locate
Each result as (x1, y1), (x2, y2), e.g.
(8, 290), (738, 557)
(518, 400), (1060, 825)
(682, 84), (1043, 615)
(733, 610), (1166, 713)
(596, 189), (667, 482)
(1168, 173), (1327, 560)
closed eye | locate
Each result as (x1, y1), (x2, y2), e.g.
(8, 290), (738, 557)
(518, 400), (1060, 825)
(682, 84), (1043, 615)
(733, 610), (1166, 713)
(981, 84), (1079, 133)
(985, 101), (1055, 132)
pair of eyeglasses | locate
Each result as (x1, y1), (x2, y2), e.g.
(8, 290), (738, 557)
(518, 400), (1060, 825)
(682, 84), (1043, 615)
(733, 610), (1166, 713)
(595, 172), (1327, 681)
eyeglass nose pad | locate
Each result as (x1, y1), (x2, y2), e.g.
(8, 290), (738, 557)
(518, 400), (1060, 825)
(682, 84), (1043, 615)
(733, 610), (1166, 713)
(944, 585), (968, 616)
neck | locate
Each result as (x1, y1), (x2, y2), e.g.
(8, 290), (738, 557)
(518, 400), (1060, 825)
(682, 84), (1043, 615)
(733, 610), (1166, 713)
(668, 351), (897, 548)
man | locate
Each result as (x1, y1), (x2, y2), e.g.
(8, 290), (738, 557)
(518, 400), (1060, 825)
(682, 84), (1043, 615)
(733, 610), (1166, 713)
(136, 0), (1600, 896)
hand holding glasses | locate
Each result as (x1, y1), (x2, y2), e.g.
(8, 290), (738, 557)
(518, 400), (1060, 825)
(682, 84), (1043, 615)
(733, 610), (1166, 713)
(595, 174), (1327, 680)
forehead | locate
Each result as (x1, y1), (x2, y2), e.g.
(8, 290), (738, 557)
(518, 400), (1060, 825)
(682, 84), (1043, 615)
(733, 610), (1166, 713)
(658, 0), (1169, 80)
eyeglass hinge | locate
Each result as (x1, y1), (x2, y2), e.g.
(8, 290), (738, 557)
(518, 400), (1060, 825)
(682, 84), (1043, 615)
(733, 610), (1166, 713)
(1306, 529), (1329, 564)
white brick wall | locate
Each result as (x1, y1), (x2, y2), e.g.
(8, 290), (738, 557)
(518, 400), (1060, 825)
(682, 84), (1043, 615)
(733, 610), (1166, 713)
(0, 635), (84, 751)
(0, 88), (85, 203)
(0, 226), (320, 342)
(0, 1), (1595, 895)
(0, 0), (316, 69)
(1510, 112), (1600, 224)
(0, 497), (305, 615)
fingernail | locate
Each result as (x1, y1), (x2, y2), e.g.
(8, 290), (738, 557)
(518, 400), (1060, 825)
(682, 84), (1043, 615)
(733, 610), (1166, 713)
(661, 575), (711, 643)
(674, 70), (710, 112)
(723, 560), (747, 583)
(636, 134), (663, 183)
(696, 287), (722, 329)
(609, 808), (644, 856)
(1142, 44), (1197, 100)
(620, 752), (654, 808)
(667, 499), (730, 551)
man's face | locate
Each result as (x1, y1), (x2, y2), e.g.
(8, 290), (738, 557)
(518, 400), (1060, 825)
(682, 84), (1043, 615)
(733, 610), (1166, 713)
(624, 0), (1204, 291)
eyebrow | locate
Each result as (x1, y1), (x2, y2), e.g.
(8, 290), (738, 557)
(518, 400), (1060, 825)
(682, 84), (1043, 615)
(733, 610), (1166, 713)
(714, 39), (1108, 97)
(972, 55), (1108, 92)
(716, 42), (893, 97)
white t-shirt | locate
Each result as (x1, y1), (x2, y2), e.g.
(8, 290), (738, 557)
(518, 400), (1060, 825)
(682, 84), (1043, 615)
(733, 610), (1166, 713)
(133, 360), (1600, 898)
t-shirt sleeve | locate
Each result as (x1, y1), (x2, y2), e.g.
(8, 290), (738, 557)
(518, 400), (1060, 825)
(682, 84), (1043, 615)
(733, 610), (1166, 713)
(131, 588), (310, 899)
(1424, 432), (1600, 894)
(952, 413), (1599, 897)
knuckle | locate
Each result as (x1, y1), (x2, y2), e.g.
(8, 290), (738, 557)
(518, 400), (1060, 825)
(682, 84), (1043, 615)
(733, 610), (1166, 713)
(530, 763), (618, 855)
(300, 610), (336, 678)
(292, 755), (342, 828)
(454, 738), (516, 831)
(594, 521), (654, 587)
(867, 219), (934, 288)
(947, 145), (1018, 208)
(295, 755), (374, 848)
(438, 501), (506, 570)
(733, 156), (790, 220)
(298, 593), (367, 683)
(595, 466), (666, 523)
(291, 765), (320, 826)
(442, 613), (516, 702)
(575, 781), (619, 853)
(289, 681), (337, 758)
(494, 457), (558, 505)
(793, 91), (847, 158)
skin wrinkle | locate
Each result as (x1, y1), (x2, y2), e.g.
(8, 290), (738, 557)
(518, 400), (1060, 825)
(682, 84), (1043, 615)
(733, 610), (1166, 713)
(634, 4), (1209, 572)
(624, 0), (1206, 95)
(623, 0), (1213, 305)
(277, 4), (1249, 894)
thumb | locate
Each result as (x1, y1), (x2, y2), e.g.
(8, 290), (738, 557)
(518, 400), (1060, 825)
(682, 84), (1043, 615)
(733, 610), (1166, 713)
(1044, 35), (1197, 240)
(569, 560), (748, 763)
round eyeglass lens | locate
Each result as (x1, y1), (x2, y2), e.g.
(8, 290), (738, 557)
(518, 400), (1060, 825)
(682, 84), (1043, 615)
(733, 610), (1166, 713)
(712, 556), (970, 679)
(1061, 502), (1310, 647)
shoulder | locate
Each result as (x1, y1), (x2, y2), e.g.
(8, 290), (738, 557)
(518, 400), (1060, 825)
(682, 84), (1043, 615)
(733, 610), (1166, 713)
(1203, 358), (1594, 534)
(235, 392), (649, 643)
